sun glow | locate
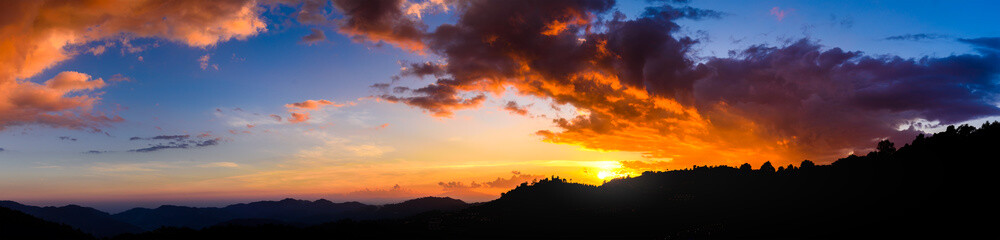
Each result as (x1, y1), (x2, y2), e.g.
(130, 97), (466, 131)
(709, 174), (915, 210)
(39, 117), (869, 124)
(596, 170), (615, 180)
(592, 161), (629, 180)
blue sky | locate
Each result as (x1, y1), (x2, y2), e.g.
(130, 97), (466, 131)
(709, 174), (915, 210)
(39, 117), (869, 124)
(1, 0), (997, 212)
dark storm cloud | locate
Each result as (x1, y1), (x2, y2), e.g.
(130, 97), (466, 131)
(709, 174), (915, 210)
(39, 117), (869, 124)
(379, 83), (487, 117)
(693, 39), (1000, 159)
(342, 0), (1000, 165)
(400, 62), (447, 78)
(958, 37), (1000, 52)
(332, 0), (427, 51)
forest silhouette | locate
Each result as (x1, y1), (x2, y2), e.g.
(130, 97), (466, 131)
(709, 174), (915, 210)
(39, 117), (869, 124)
(3, 122), (998, 239)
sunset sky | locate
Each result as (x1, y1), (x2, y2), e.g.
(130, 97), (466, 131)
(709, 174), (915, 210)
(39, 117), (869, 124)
(1, 0), (998, 212)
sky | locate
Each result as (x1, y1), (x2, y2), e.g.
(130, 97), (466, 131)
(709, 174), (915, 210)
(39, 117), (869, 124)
(1, 0), (998, 212)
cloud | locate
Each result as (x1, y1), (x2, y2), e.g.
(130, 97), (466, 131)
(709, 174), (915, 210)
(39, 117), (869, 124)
(289, 112), (311, 123)
(438, 171), (544, 190)
(884, 33), (949, 41)
(293, 0), (332, 24)
(199, 54), (218, 70)
(399, 61), (447, 78)
(331, 0), (429, 52)
(128, 134), (222, 152)
(286, 99), (345, 109)
(769, 7), (792, 21)
(379, 84), (486, 117)
(269, 114), (283, 122)
(0, 71), (123, 131)
(343, 184), (419, 200)
(130, 138), (221, 152)
(619, 160), (672, 173)
(364, 1), (1000, 168)
(301, 28), (327, 44)
(403, 0), (448, 19)
(197, 162), (240, 168)
(0, 147), (4, 152)
(295, 136), (395, 160)
(958, 37), (1000, 52)
(0, 0), (267, 131)
(130, 135), (191, 141)
(503, 101), (529, 116)
(285, 99), (353, 123)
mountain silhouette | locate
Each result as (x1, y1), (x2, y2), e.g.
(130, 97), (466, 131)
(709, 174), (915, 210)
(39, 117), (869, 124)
(111, 197), (466, 230)
(0, 206), (95, 240)
(0, 201), (143, 237)
(112, 205), (236, 230)
(105, 122), (1000, 239)
(1, 196), (470, 238)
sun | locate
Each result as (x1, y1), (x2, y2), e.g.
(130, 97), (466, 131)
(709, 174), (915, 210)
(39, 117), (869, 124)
(597, 170), (614, 180)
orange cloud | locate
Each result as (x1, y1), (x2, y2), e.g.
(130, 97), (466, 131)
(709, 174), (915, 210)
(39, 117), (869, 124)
(289, 112), (311, 123)
(285, 99), (343, 110)
(0, 71), (122, 131)
(284, 99), (354, 124)
(0, 0), (267, 131)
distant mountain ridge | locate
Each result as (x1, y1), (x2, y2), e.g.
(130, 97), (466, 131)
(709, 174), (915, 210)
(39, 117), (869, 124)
(0, 201), (144, 237)
(1, 196), (469, 238)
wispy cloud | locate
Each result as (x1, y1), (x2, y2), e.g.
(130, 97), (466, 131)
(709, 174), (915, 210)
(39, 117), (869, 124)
(127, 134), (222, 152)
(884, 33), (949, 41)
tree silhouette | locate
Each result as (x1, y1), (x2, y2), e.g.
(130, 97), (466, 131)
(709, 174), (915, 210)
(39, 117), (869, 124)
(877, 139), (896, 154)
(759, 161), (775, 173)
(739, 163), (752, 171)
(800, 160), (815, 169)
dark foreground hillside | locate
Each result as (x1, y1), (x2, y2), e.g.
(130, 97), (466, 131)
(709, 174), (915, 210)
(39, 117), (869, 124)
(0, 206), (95, 240)
(106, 122), (1000, 239)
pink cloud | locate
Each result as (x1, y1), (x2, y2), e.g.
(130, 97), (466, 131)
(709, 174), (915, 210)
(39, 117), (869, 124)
(770, 7), (793, 21)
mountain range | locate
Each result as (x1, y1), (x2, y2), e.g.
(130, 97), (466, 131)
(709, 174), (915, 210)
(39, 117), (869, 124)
(0, 197), (469, 238)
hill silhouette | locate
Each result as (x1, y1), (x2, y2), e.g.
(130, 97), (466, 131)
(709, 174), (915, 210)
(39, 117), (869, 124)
(112, 197), (467, 230)
(0, 201), (143, 237)
(1, 196), (470, 238)
(105, 122), (1000, 239)
(0, 206), (96, 240)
